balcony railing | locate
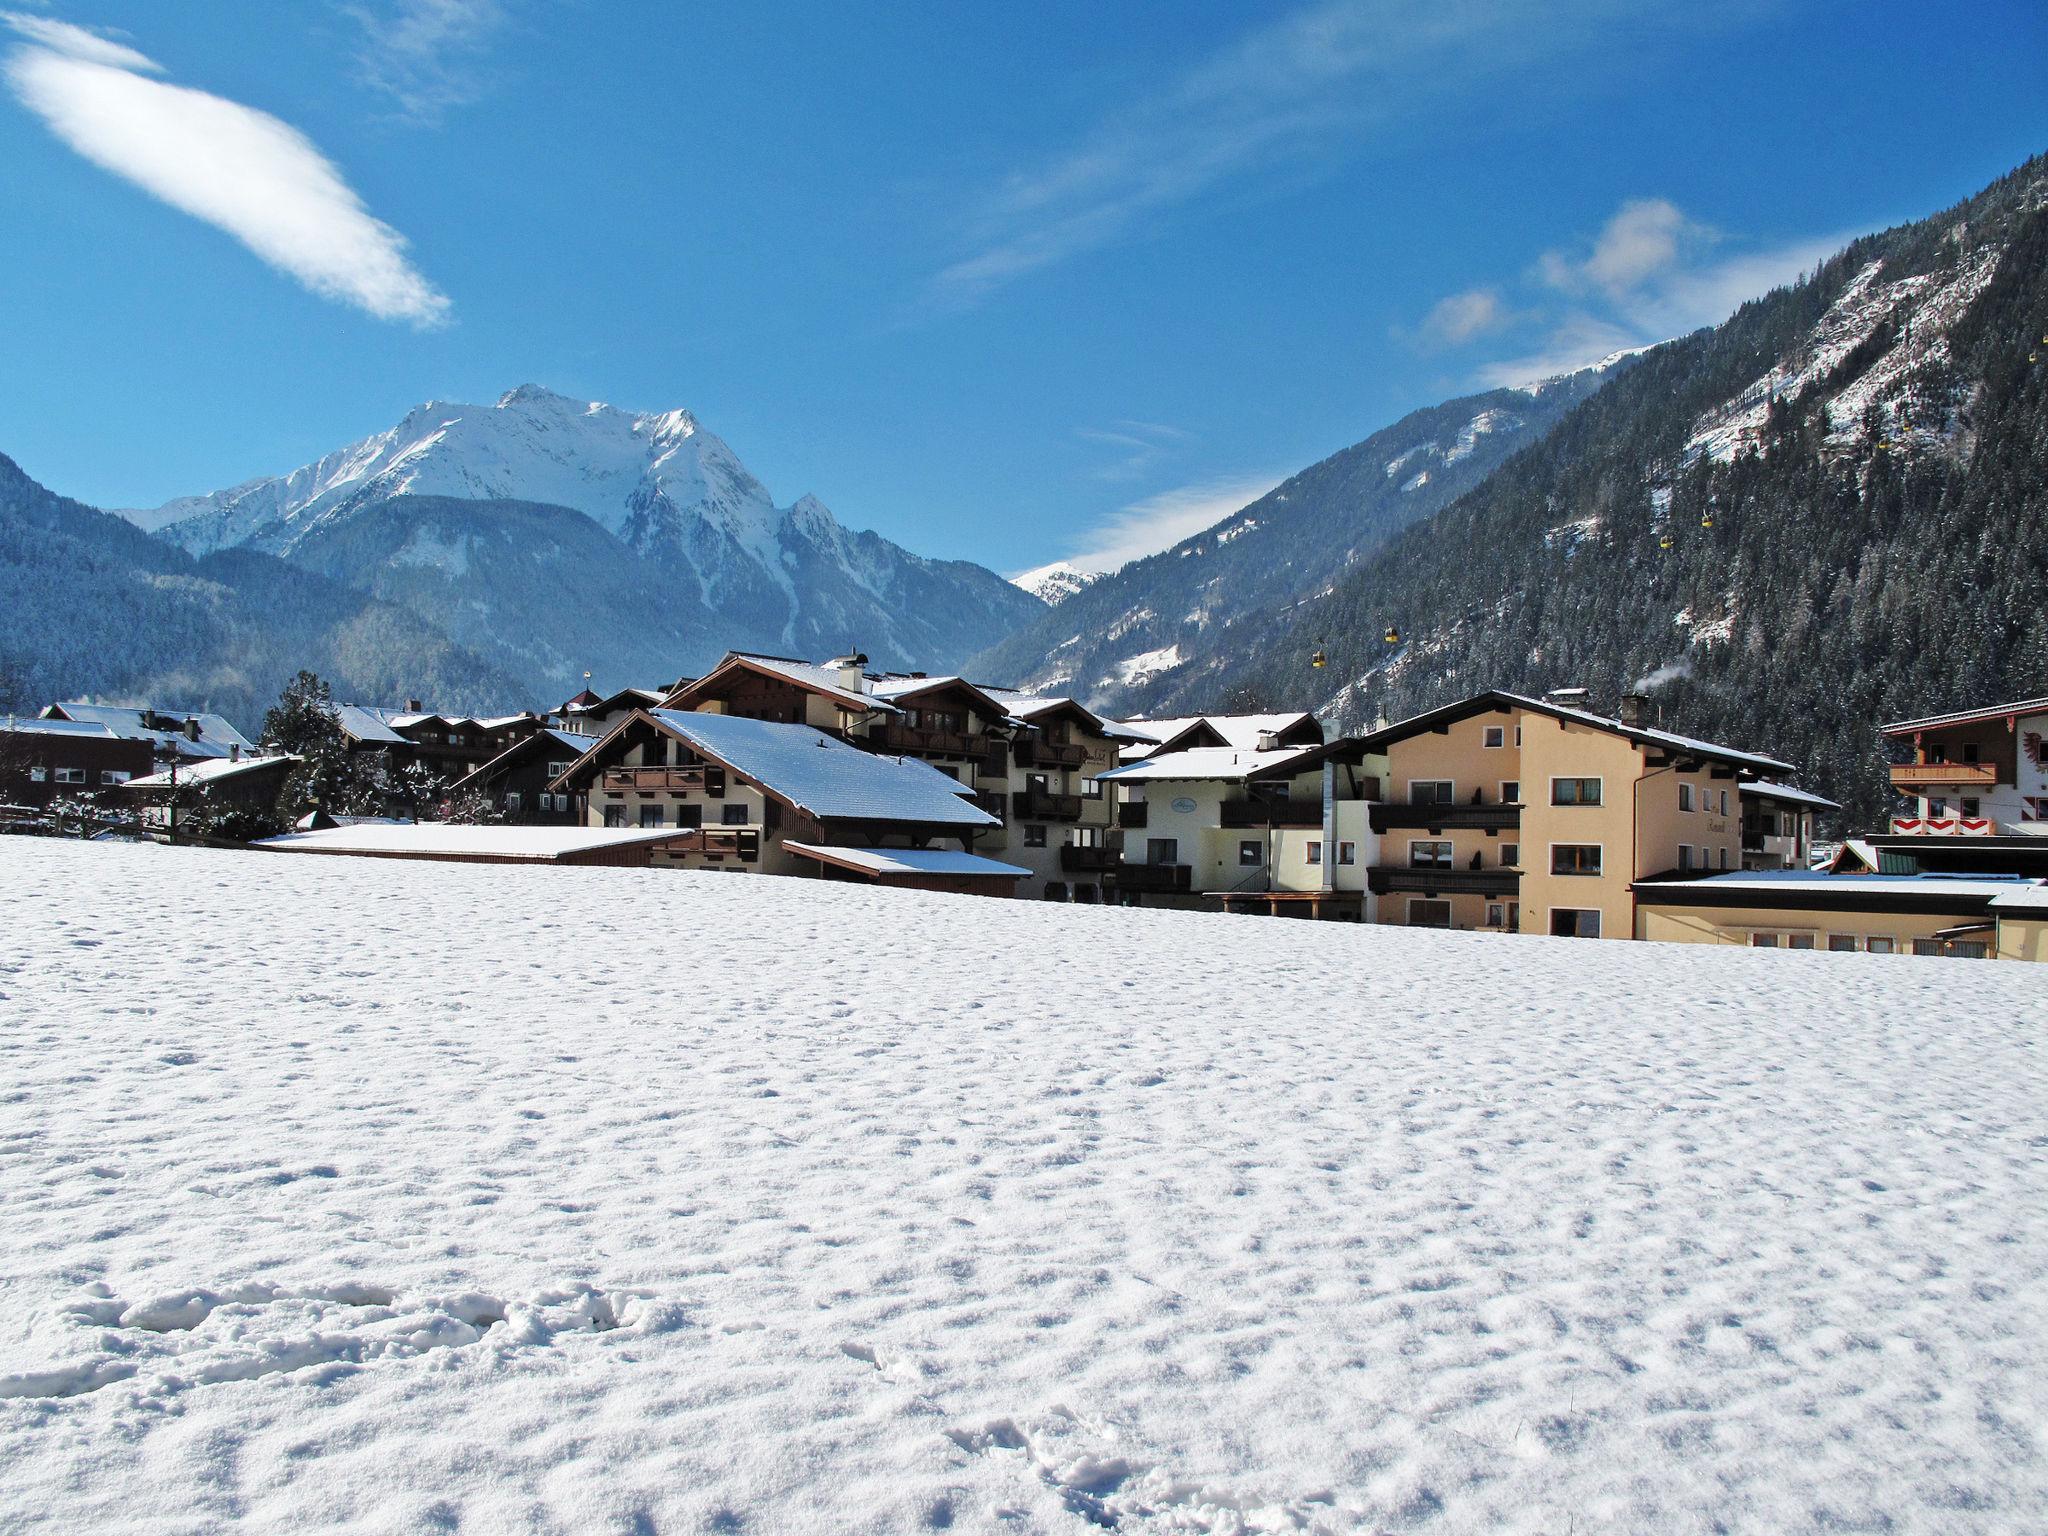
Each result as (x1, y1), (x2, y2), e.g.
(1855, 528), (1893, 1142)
(1015, 739), (1087, 769)
(874, 723), (987, 758)
(601, 766), (726, 795)
(1889, 762), (1998, 789)
(1116, 862), (1192, 893)
(1370, 802), (1522, 832)
(1013, 789), (1083, 821)
(1117, 801), (1148, 830)
(1367, 865), (1521, 897)
(655, 827), (759, 861)
(1058, 844), (1122, 874)
(969, 790), (1006, 819)
(1220, 798), (1324, 828)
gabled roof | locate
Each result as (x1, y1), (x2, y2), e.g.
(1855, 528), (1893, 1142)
(867, 675), (1011, 718)
(42, 703), (256, 758)
(1881, 696), (2048, 735)
(574, 710), (998, 827)
(126, 753), (297, 790)
(975, 685), (1144, 741)
(662, 653), (900, 716)
(452, 728), (601, 791)
(1122, 713), (1323, 754)
(1357, 690), (1793, 774)
(563, 685), (665, 717)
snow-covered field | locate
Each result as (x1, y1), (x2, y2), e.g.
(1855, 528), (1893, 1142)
(2, 838), (2044, 1534)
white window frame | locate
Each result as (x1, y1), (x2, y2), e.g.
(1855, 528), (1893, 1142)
(101, 769), (131, 785)
(1500, 780), (1520, 803)
(1337, 841), (1356, 866)
(1408, 779), (1455, 805)
(53, 766), (87, 785)
(1500, 842), (1520, 867)
(1482, 725), (1505, 749)
(1238, 839), (1263, 867)
(1826, 933), (1859, 953)
(1304, 840), (1323, 865)
(1409, 838), (1454, 869)
(29, 765), (48, 782)
(1679, 783), (1695, 812)
(1549, 907), (1601, 938)
(546, 761), (572, 779)
(1549, 841), (1604, 877)
(1550, 775), (1603, 806)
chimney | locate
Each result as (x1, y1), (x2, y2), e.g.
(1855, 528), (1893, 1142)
(230, 743), (241, 762)
(406, 698), (423, 713)
(183, 717), (201, 742)
(1255, 729), (1280, 751)
(829, 653), (869, 695)
(1618, 693), (1647, 728)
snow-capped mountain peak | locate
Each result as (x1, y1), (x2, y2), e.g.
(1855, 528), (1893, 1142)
(142, 385), (778, 561)
(1009, 561), (1103, 606)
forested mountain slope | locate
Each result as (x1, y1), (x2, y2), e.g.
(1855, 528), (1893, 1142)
(0, 454), (522, 729)
(965, 369), (1616, 708)
(1205, 156), (2048, 829)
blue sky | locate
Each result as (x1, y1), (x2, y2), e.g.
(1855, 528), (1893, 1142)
(2, 1), (2042, 576)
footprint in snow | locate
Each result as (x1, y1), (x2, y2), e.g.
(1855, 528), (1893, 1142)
(0, 1281), (689, 1403)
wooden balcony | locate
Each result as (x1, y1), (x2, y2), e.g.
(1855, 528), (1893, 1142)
(1220, 798), (1323, 828)
(874, 723), (988, 758)
(1889, 761), (1998, 790)
(1117, 801), (1148, 830)
(601, 765), (726, 795)
(969, 790), (1007, 819)
(1370, 802), (1522, 833)
(1013, 789), (1083, 822)
(1368, 865), (1520, 897)
(1015, 738), (1086, 769)
(656, 827), (759, 861)
(1116, 862), (1192, 893)
(1059, 844), (1122, 874)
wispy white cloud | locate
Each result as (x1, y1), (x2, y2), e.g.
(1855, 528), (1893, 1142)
(3, 12), (450, 325)
(1076, 419), (1194, 483)
(1061, 473), (1284, 573)
(1419, 287), (1510, 346)
(345, 0), (505, 124)
(925, 0), (1671, 312)
(1418, 195), (1849, 389)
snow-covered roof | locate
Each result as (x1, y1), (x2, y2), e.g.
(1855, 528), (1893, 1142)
(2, 716), (120, 739)
(686, 653), (899, 715)
(783, 843), (1031, 879)
(1637, 870), (2035, 900)
(976, 686), (1142, 740)
(1882, 695), (2048, 735)
(1989, 884), (2048, 913)
(332, 705), (410, 745)
(256, 824), (698, 861)
(1740, 780), (1842, 811)
(1120, 713), (1320, 750)
(44, 704), (255, 758)
(1099, 744), (1324, 783)
(126, 754), (297, 790)
(647, 711), (999, 826)
(867, 674), (967, 701)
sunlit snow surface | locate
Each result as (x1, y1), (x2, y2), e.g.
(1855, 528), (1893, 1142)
(2, 838), (2044, 1533)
